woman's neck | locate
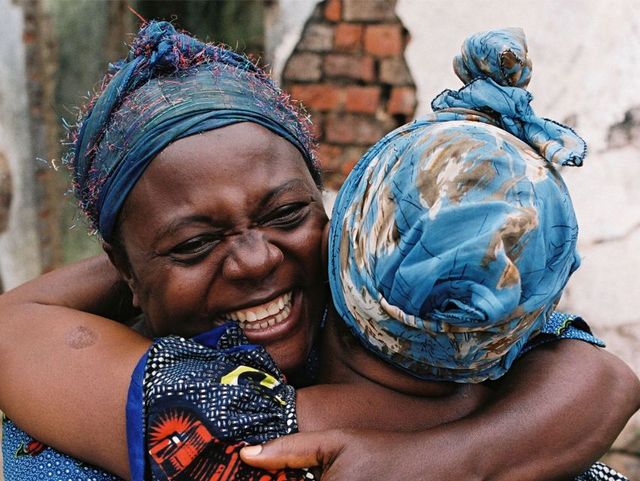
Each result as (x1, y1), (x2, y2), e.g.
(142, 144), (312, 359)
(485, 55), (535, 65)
(318, 305), (460, 398)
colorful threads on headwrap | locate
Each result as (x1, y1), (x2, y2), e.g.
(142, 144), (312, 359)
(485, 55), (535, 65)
(328, 29), (584, 383)
(432, 28), (586, 167)
(65, 21), (319, 241)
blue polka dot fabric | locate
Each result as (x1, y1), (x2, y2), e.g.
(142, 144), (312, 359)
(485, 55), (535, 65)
(521, 311), (605, 355)
(2, 416), (121, 481)
(577, 462), (628, 481)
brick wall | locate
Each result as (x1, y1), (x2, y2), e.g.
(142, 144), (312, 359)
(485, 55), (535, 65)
(281, 0), (416, 189)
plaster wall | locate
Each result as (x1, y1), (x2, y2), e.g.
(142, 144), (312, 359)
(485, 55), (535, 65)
(0, 0), (43, 289)
(265, 0), (321, 82)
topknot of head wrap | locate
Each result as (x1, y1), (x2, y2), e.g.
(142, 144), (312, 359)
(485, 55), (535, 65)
(68, 21), (318, 241)
(453, 27), (532, 88)
(432, 28), (586, 167)
(126, 21), (254, 77)
(329, 28), (583, 383)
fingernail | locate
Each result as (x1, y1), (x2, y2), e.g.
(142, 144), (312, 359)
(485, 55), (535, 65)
(242, 445), (263, 457)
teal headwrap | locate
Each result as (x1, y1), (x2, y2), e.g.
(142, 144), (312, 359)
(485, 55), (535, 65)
(329, 29), (584, 383)
(67, 21), (319, 241)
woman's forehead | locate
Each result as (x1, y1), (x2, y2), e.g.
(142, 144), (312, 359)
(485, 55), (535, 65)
(156, 123), (308, 172)
(123, 124), (321, 224)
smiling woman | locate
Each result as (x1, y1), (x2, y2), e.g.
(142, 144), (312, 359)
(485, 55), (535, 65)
(109, 124), (327, 376)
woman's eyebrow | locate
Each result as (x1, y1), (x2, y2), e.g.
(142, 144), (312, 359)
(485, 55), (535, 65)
(152, 215), (215, 244)
(259, 179), (310, 207)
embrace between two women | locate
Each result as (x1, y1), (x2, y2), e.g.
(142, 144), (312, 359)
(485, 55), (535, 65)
(0, 23), (638, 481)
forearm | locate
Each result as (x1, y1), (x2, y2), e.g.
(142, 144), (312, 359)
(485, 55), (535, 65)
(1, 254), (136, 320)
(0, 264), (149, 479)
(296, 382), (490, 433)
(440, 340), (640, 480)
(242, 340), (640, 481)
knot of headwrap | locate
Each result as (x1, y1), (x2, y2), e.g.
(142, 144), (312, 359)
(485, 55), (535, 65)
(68, 21), (317, 241)
(432, 28), (586, 167)
(329, 29), (583, 383)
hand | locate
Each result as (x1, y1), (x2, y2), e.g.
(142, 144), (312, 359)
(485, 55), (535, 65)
(240, 429), (481, 481)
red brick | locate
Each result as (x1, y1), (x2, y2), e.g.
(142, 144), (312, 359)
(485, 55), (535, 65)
(345, 86), (380, 114)
(340, 146), (367, 175)
(317, 143), (344, 170)
(387, 87), (416, 115)
(298, 24), (334, 52)
(324, 54), (375, 82)
(343, 0), (397, 22)
(334, 23), (363, 52)
(325, 114), (386, 145)
(291, 84), (342, 112)
(364, 24), (403, 57)
(324, 0), (342, 22)
(283, 53), (322, 82)
(379, 56), (414, 85)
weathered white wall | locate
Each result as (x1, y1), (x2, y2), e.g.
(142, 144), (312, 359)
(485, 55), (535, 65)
(0, 0), (42, 288)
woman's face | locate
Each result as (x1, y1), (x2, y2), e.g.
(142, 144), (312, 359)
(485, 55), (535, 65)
(113, 123), (328, 375)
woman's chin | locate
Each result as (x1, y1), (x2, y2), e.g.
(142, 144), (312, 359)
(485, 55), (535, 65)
(241, 290), (315, 375)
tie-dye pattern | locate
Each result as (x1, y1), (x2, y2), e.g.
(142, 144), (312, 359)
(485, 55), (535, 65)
(329, 29), (586, 383)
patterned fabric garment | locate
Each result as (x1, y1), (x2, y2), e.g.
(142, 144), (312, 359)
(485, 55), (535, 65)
(1, 416), (121, 481)
(433, 27), (585, 167)
(328, 28), (586, 383)
(127, 322), (314, 481)
(576, 462), (629, 481)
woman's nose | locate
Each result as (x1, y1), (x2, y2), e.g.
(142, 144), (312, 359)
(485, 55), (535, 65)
(222, 231), (284, 282)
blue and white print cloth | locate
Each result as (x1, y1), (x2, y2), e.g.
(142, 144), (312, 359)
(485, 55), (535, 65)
(328, 28), (588, 383)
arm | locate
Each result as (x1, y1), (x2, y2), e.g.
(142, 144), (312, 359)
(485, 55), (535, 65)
(2, 254), (138, 321)
(2, 259), (639, 480)
(1, 257), (483, 478)
(0, 256), (149, 480)
(0, 257), (487, 478)
(242, 340), (640, 481)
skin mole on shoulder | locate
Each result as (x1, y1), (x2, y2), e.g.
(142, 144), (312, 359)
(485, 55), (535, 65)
(64, 325), (98, 349)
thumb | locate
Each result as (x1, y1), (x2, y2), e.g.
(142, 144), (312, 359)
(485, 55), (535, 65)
(240, 430), (345, 471)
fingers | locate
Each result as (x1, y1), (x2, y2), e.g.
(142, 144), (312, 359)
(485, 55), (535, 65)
(240, 430), (346, 471)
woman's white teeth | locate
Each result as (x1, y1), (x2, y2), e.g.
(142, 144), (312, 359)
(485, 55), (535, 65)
(225, 292), (293, 330)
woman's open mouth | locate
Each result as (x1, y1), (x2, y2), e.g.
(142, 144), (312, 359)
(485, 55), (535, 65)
(221, 291), (293, 331)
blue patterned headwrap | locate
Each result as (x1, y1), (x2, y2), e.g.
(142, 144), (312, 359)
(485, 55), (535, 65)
(67, 21), (318, 241)
(329, 28), (584, 383)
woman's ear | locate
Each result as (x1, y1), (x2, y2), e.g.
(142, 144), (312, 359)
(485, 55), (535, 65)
(102, 242), (140, 308)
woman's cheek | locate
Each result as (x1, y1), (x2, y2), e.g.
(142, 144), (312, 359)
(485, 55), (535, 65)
(142, 265), (211, 337)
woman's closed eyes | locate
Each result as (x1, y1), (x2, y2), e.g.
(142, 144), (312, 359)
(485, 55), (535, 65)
(167, 202), (311, 265)
(259, 202), (310, 229)
(169, 234), (223, 264)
